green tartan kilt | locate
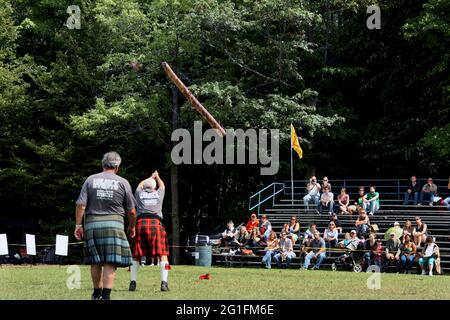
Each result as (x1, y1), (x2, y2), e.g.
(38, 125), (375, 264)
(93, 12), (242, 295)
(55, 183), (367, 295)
(84, 214), (132, 267)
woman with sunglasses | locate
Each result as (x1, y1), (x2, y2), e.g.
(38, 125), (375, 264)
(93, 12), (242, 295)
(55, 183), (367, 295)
(287, 216), (300, 245)
(323, 222), (338, 257)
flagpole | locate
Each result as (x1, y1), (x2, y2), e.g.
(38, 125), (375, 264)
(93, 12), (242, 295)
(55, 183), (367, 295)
(290, 127), (294, 206)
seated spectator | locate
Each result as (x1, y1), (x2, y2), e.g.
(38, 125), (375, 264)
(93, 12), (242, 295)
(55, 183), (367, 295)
(336, 230), (360, 263)
(273, 232), (296, 268)
(372, 239), (384, 269)
(221, 220), (237, 249)
(363, 186), (380, 215)
(322, 177), (332, 192)
(262, 231), (279, 269)
(363, 233), (378, 268)
(418, 236), (439, 276)
(338, 232), (351, 249)
(392, 221), (403, 237)
(234, 226), (249, 248)
(303, 176), (321, 210)
(385, 232), (401, 272)
(245, 213), (259, 233)
(355, 210), (370, 238)
(443, 178), (450, 210)
(413, 217), (428, 247)
(402, 220), (414, 243)
(323, 222), (338, 256)
(329, 213), (342, 233)
(287, 216), (300, 244)
(282, 223), (290, 235)
(419, 178), (437, 206)
(318, 185), (334, 215)
(337, 188), (350, 214)
(347, 187), (365, 215)
(400, 234), (416, 274)
(247, 227), (262, 250)
(403, 176), (421, 205)
(303, 224), (318, 248)
(259, 214), (272, 241)
(302, 231), (326, 270)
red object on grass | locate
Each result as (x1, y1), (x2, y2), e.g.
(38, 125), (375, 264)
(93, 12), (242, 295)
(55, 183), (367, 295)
(199, 273), (211, 280)
(165, 264), (172, 271)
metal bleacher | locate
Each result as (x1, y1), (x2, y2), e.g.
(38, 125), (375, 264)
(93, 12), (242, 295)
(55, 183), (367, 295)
(213, 178), (450, 272)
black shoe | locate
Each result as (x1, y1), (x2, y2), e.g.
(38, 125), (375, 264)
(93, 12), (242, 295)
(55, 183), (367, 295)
(161, 281), (169, 292)
(91, 295), (102, 300)
(129, 281), (136, 292)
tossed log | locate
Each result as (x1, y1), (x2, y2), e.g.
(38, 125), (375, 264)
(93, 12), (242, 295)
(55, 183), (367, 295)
(162, 62), (226, 137)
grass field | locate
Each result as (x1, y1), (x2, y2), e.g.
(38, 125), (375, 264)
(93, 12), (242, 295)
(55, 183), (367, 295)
(0, 265), (449, 300)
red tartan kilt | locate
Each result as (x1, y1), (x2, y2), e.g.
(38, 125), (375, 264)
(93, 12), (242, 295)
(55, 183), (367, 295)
(132, 218), (169, 259)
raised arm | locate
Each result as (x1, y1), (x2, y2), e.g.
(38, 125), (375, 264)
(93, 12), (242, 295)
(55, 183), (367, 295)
(154, 170), (165, 190)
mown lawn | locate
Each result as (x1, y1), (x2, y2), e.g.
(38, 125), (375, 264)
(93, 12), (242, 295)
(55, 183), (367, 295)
(0, 265), (449, 300)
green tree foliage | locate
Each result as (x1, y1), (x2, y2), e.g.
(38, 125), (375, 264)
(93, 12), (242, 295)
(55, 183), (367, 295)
(0, 0), (449, 253)
(404, 0), (450, 171)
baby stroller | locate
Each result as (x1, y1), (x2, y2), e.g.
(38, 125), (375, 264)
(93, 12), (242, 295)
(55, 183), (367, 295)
(331, 239), (364, 273)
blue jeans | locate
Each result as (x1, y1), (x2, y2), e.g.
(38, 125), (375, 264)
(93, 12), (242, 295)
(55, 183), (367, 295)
(263, 229), (271, 241)
(303, 194), (319, 209)
(420, 192), (435, 204)
(262, 250), (276, 269)
(318, 201), (334, 214)
(443, 197), (450, 209)
(400, 254), (415, 270)
(363, 252), (372, 267)
(403, 192), (419, 205)
(325, 239), (337, 256)
(273, 252), (295, 267)
(303, 251), (326, 269)
(357, 224), (369, 237)
(364, 201), (379, 214)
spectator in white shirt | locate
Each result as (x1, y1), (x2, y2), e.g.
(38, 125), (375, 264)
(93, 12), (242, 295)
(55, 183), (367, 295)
(323, 221), (339, 256)
(273, 232), (296, 268)
(303, 176), (321, 210)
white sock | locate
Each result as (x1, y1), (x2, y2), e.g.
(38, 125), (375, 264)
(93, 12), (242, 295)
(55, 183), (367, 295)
(131, 260), (140, 282)
(160, 261), (169, 282)
(429, 270), (433, 276)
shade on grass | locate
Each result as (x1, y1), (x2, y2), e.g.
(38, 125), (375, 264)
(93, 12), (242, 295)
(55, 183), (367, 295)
(0, 265), (448, 300)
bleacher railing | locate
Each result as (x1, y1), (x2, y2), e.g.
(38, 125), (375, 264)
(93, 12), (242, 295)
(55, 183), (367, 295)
(249, 178), (449, 214)
(248, 183), (285, 215)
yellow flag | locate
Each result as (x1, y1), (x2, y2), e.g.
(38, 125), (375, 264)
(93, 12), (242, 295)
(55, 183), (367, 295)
(291, 124), (303, 159)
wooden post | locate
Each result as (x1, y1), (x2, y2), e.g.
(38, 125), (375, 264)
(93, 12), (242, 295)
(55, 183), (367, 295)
(161, 62), (226, 137)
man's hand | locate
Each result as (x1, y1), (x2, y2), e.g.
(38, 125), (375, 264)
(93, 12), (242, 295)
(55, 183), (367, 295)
(74, 226), (84, 240)
(407, 189), (412, 193)
(127, 226), (136, 239)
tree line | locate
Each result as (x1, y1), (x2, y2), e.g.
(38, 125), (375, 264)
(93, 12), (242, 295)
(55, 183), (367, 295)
(0, 0), (449, 262)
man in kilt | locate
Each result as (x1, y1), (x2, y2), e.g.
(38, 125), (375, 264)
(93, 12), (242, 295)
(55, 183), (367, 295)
(129, 170), (170, 292)
(74, 151), (136, 300)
